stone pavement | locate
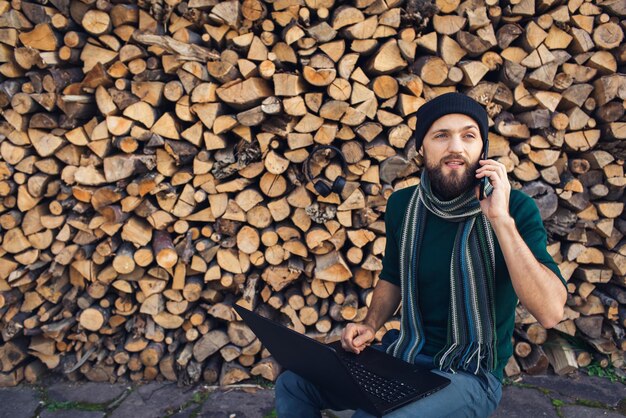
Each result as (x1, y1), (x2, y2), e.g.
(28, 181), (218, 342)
(1, 370), (625, 418)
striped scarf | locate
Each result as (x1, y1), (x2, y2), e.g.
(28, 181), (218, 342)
(386, 169), (497, 376)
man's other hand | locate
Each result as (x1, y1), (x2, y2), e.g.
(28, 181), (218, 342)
(341, 323), (375, 354)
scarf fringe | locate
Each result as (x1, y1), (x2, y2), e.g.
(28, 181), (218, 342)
(437, 341), (496, 376)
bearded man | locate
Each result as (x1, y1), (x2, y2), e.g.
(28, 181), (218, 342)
(275, 93), (567, 418)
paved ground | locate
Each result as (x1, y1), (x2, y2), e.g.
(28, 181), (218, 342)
(1, 369), (625, 418)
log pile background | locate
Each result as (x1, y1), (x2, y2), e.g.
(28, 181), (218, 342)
(0, 0), (624, 386)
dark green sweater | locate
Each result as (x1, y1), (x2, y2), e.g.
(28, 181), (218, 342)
(379, 185), (567, 382)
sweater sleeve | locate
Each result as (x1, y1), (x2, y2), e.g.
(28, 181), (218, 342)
(378, 192), (402, 287)
(510, 190), (567, 288)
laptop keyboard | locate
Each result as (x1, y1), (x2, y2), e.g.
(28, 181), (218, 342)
(341, 355), (424, 404)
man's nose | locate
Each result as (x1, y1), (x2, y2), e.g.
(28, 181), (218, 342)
(447, 134), (465, 154)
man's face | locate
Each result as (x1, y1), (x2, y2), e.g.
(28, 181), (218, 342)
(421, 113), (484, 200)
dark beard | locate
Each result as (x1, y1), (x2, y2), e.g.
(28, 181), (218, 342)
(424, 154), (480, 201)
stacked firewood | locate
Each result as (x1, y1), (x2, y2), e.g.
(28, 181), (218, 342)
(0, 0), (624, 386)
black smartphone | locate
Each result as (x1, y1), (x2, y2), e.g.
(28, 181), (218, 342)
(479, 139), (489, 200)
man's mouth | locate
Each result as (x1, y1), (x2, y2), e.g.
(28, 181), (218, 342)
(444, 160), (465, 169)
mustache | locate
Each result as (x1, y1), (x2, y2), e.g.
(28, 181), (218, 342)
(440, 155), (470, 165)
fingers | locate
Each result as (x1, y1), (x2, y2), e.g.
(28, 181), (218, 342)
(353, 328), (373, 347)
(476, 167), (500, 185)
(479, 160), (506, 177)
(341, 324), (373, 354)
(476, 160), (508, 186)
(341, 324), (359, 353)
(352, 331), (372, 353)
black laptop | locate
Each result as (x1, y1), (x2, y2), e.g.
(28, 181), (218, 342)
(233, 304), (450, 417)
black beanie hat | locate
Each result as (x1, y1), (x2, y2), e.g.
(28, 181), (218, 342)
(413, 92), (489, 151)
